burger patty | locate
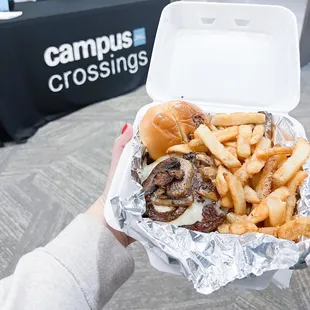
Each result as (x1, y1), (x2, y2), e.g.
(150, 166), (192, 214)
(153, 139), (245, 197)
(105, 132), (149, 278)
(142, 153), (225, 231)
(146, 205), (188, 222)
(184, 203), (226, 232)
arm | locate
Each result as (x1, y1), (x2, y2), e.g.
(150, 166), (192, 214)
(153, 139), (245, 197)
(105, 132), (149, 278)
(0, 124), (135, 310)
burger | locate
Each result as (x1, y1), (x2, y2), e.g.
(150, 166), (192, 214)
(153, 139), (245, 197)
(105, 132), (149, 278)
(139, 101), (226, 232)
(140, 100), (209, 160)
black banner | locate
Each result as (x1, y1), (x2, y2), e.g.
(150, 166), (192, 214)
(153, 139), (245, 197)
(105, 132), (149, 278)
(0, 0), (169, 144)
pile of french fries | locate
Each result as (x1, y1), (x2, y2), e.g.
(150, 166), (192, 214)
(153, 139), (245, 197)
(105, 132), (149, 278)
(167, 112), (310, 242)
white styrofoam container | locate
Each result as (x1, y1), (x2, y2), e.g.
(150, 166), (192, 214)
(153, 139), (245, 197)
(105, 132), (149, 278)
(105, 1), (306, 287)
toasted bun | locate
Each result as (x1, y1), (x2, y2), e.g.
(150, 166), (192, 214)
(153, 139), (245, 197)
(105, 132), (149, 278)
(139, 101), (209, 160)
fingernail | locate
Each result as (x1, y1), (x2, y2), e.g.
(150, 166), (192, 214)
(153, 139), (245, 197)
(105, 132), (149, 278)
(121, 124), (128, 134)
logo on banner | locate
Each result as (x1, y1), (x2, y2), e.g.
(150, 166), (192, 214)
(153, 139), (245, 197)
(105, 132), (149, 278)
(133, 28), (146, 47)
(44, 27), (149, 92)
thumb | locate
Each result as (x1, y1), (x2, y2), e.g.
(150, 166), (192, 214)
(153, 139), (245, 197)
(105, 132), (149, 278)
(100, 123), (134, 206)
(106, 124), (133, 190)
(112, 124), (134, 163)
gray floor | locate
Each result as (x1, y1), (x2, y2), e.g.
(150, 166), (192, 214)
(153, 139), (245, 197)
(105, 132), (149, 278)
(2, 1), (310, 309)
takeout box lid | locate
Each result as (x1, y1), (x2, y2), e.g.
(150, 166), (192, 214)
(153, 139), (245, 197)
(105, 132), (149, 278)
(146, 2), (300, 113)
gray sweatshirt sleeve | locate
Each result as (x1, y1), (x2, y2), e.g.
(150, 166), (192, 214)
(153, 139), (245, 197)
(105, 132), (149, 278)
(0, 214), (135, 310)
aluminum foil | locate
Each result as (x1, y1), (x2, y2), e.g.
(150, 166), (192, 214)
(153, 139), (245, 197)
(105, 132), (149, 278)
(111, 114), (310, 294)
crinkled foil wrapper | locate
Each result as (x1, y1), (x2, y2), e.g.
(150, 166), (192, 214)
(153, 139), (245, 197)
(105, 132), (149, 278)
(111, 114), (310, 294)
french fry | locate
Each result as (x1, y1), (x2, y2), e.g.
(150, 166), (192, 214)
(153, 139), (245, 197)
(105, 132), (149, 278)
(275, 154), (288, 164)
(248, 200), (269, 224)
(273, 138), (310, 188)
(219, 222), (258, 235)
(296, 217), (310, 238)
(236, 139), (270, 186)
(190, 145), (209, 153)
(210, 124), (219, 131)
(214, 158), (223, 167)
(248, 187), (289, 224)
(246, 137), (272, 174)
(230, 167), (240, 174)
(215, 126), (239, 143)
(216, 166), (229, 196)
(285, 170), (308, 222)
(278, 217), (310, 241)
(218, 223), (230, 234)
(268, 186), (290, 200)
(189, 127), (238, 150)
(256, 136), (272, 151)
(258, 227), (278, 237)
(278, 219), (299, 241)
(230, 168), (239, 174)
(277, 155), (288, 168)
(225, 173), (246, 215)
(237, 125), (252, 159)
(226, 213), (248, 224)
(227, 147), (238, 159)
(211, 112), (266, 126)
(250, 124), (265, 145)
(256, 147), (293, 161)
(251, 172), (262, 189)
(247, 161), (263, 176)
(195, 125), (241, 169)
(244, 185), (260, 204)
(189, 138), (203, 147)
(234, 159), (250, 185)
(230, 222), (258, 235)
(221, 193), (234, 208)
(166, 144), (192, 154)
(256, 156), (278, 201)
(188, 139), (208, 152)
(194, 127), (238, 143)
(224, 141), (237, 148)
(267, 197), (286, 227)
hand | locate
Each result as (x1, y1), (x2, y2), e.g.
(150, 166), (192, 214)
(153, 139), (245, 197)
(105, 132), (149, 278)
(87, 124), (134, 247)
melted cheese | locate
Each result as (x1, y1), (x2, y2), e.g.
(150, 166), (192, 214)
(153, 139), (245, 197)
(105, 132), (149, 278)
(152, 201), (208, 226)
(154, 206), (174, 213)
(154, 199), (221, 226)
(169, 200), (207, 226)
(171, 199), (211, 226)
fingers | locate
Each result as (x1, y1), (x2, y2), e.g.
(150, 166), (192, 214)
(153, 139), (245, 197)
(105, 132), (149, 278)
(104, 124), (133, 197)
(110, 124), (133, 171)
(113, 124), (134, 156)
(116, 123), (134, 147)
